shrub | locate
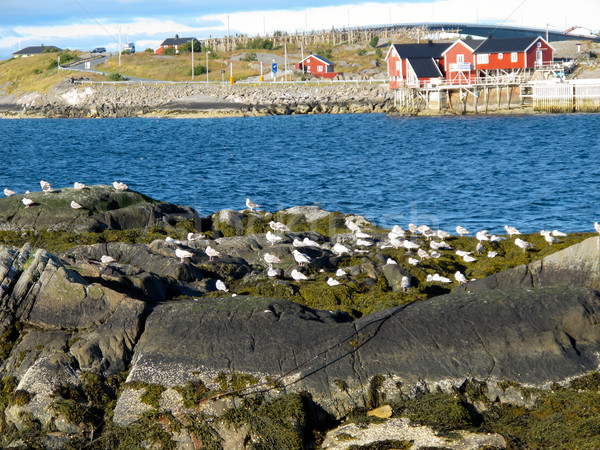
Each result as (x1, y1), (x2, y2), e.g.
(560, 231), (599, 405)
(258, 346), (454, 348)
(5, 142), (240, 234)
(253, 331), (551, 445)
(163, 46), (176, 56)
(376, 48), (383, 58)
(242, 52), (257, 62)
(145, 48), (154, 53)
(370, 36), (380, 48)
(357, 48), (367, 56)
(107, 71), (124, 81)
(191, 64), (207, 76)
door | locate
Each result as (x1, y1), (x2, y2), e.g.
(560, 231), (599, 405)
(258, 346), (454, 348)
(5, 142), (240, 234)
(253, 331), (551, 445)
(536, 50), (543, 67)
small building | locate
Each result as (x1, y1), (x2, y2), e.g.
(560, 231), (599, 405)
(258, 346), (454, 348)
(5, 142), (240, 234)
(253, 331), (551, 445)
(385, 42), (451, 88)
(443, 36), (555, 84)
(12, 45), (62, 58)
(155, 34), (198, 55)
(295, 54), (337, 79)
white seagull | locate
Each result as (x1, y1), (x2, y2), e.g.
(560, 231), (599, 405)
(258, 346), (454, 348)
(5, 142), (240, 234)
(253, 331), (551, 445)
(408, 223), (418, 234)
(266, 231), (283, 246)
(215, 279), (228, 292)
(205, 246), (221, 261)
(302, 237), (320, 247)
(293, 249), (311, 266)
(267, 267), (278, 277)
(356, 239), (374, 247)
(332, 243), (351, 256)
(475, 230), (491, 242)
(437, 229), (451, 239)
(385, 258), (397, 265)
(490, 235), (506, 242)
(505, 225), (521, 237)
(246, 198), (260, 212)
(70, 201), (84, 209)
(291, 269), (308, 281)
(355, 230), (372, 239)
(401, 276), (410, 293)
(73, 182), (86, 190)
(165, 236), (182, 245)
(4, 188), (15, 197)
(488, 251), (499, 258)
(552, 230), (567, 237)
(345, 219), (361, 233)
(269, 221), (290, 232)
(417, 248), (429, 260)
(544, 234), (559, 245)
(292, 238), (306, 247)
(455, 271), (468, 284)
(515, 238), (534, 252)
(594, 222), (600, 235)
(408, 257), (419, 265)
(456, 250), (472, 257)
(463, 255), (477, 263)
(175, 248), (194, 263)
(22, 198), (33, 208)
(430, 250), (441, 259)
(40, 180), (52, 194)
(389, 226), (405, 239)
(101, 255), (116, 265)
(327, 277), (341, 286)
(456, 226), (470, 236)
(263, 252), (282, 268)
(113, 181), (128, 191)
(335, 268), (347, 277)
(476, 242), (484, 253)
(402, 240), (420, 252)
(187, 232), (205, 241)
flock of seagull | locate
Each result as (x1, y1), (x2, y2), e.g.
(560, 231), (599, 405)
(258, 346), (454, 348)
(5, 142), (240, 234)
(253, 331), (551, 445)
(4, 188), (600, 295)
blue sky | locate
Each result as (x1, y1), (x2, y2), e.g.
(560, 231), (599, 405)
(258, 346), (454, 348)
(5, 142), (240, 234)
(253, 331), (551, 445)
(1, 0), (597, 58)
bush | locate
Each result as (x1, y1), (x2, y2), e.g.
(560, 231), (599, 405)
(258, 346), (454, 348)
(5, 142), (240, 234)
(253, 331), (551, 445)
(145, 48), (154, 53)
(180, 40), (201, 53)
(107, 71), (124, 81)
(163, 46), (176, 56)
(370, 36), (380, 48)
(190, 64), (207, 76)
(357, 48), (367, 56)
(376, 48), (383, 58)
(242, 52), (257, 62)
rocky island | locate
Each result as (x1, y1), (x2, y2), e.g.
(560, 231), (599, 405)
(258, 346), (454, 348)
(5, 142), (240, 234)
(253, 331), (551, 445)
(1, 184), (600, 449)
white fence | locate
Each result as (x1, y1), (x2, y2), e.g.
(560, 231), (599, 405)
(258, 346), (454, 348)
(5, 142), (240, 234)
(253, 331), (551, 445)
(532, 80), (600, 112)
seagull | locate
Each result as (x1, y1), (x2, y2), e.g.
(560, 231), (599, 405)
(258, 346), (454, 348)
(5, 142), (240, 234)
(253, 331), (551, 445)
(73, 182), (86, 190)
(455, 271), (468, 284)
(417, 248), (429, 260)
(266, 231), (283, 246)
(401, 276), (410, 293)
(476, 230), (491, 242)
(355, 230), (372, 239)
(515, 238), (534, 252)
(430, 250), (441, 259)
(402, 240), (420, 252)
(175, 248), (194, 263)
(544, 234), (559, 245)
(291, 269), (308, 281)
(165, 236), (182, 245)
(332, 243), (351, 256)
(463, 255), (477, 263)
(292, 238), (306, 247)
(113, 181), (128, 191)
(428, 273), (452, 283)
(385, 258), (397, 265)
(246, 198), (260, 212)
(205, 246), (221, 261)
(345, 219), (361, 233)
(327, 277), (340, 286)
(187, 232), (205, 241)
(488, 251), (498, 258)
(335, 268), (347, 277)
(551, 230), (567, 237)
(417, 224), (432, 234)
(430, 241), (451, 250)
(302, 237), (320, 247)
(215, 279), (228, 292)
(594, 222), (600, 235)
(490, 235), (506, 242)
(40, 180), (52, 194)
(70, 201), (83, 209)
(267, 267), (278, 277)
(456, 250), (472, 257)
(389, 226), (405, 239)
(437, 229), (451, 239)
(476, 242), (484, 253)
(269, 221), (290, 232)
(263, 252), (282, 268)
(408, 257), (419, 265)
(22, 198), (33, 208)
(356, 239), (374, 247)
(505, 225), (521, 237)
(4, 189), (15, 197)
(100, 255), (116, 265)
(293, 249), (311, 266)
(408, 223), (418, 234)
(456, 226), (470, 236)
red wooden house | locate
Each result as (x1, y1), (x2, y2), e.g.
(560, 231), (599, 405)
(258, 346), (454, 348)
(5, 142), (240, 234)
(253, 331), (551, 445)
(295, 54), (338, 79)
(385, 42), (451, 88)
(443, 36), (554, 84)
(155, 34), (198, 55)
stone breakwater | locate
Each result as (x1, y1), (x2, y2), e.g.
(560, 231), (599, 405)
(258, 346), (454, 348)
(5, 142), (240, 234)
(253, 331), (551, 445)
(1, 79), (395, 118)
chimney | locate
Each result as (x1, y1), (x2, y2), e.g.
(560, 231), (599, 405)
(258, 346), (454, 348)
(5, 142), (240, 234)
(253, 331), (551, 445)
(175, 34), (179, 39)
(428, 39), (433, 46)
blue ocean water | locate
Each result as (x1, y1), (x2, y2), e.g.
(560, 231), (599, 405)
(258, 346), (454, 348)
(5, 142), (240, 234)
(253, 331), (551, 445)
(1, 114), (599, 234)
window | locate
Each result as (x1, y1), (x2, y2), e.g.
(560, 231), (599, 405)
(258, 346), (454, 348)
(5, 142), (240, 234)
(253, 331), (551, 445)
(307, 58), (311, 63)
(477, 53), (489, 64)
(537, 42), (542, 47)
(498, 52), (503, 59)
(457, 54), (464, 63)
(395, 61), (401, 72)
(511, 52), (518, 62)
(318, 65), (323, 72)
(307, 65), (310, 71)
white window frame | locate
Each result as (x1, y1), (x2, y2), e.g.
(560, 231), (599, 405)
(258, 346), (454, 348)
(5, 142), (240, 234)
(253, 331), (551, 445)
(318, 65), (323, 72)
(477, 53), (489, 64)
(498, 52), (503, 59)
(395, 60), (401, 72)
(511, 52), (518, 62)
(457, 54), (464, 63)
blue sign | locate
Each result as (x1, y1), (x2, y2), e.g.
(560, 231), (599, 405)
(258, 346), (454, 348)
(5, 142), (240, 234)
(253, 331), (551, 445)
(272, 63), (277, 74)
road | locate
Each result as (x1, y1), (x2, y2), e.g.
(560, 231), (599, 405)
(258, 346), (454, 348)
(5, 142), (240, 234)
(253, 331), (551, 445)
(63, 52), (154, 82)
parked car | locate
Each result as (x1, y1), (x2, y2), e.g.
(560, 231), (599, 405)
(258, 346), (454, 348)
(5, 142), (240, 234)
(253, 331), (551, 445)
(91, 47), (106, 54)
(123, 43), (135, 54)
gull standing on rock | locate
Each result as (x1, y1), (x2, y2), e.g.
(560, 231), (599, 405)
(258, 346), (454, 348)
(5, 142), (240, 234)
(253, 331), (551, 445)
(22, 198), (33, 208)
(205, 246), (221, 261)
(302, 237), (320, 247)
(402, 240), (420, 253)
(4, 189), (15, 197)
(267, 267), (278, 277)
(456, 226), (470, 236)
(187, 232), (205, 242)
(291, 269), (308, 281)
(594, 222), (600, 235)
(293, 249), (311, 267)
(266, 231), (283, 246)
(401, 276), (411, 293)
(269, 221), (290, 232)
(332, 243), (350, 256)
(73, 182), (86, 190)
(515, 238), (534, 252)
(246, 198), (260, 212)
(216, 279), (228, 292)
(175, 248), (194, 263)
(552, 230), (567, 237)
(327, 277), (341, 286)
(70, 201), (84, 209)
(505, 225), (521, 237)
(455, 271), (468, 284)
(263, 253), (281, 268)
(345, 219), (361, 233)
(113, 181), (128, 192)
(476, 230), (491, 242)
(40, 180), (52, 194)
(101, 255), (116, 265)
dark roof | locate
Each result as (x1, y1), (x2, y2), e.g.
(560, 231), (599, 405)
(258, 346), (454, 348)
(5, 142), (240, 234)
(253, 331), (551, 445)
(13, 45), (62, 56)
(408, 58), (443, 78)
(391, 42), (452, 59)
(160, 36), (197, 46)
(474, 36), (542, 53)
(300, 54), (334, 66)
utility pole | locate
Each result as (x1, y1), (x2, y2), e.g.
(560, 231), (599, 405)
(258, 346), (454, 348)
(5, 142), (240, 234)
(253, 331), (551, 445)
(118, 26), (122, 67)
(206, 49), (210, 83)
(227, 15), (230, 52)
(191, 38), (195, 80)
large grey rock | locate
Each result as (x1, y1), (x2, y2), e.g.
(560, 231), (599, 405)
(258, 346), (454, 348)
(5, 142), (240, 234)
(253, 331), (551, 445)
(117, 286), (600, 420)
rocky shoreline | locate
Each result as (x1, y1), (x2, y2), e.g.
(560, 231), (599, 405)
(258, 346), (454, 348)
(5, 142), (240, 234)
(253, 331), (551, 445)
(1, 185), (600, 448)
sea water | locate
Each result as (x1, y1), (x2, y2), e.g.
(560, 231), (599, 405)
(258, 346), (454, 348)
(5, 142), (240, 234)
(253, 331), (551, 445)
(1, 113), (599, 234)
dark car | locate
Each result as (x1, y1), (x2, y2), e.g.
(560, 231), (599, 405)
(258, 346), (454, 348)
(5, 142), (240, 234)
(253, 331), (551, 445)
(91, 47), (106, 54)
